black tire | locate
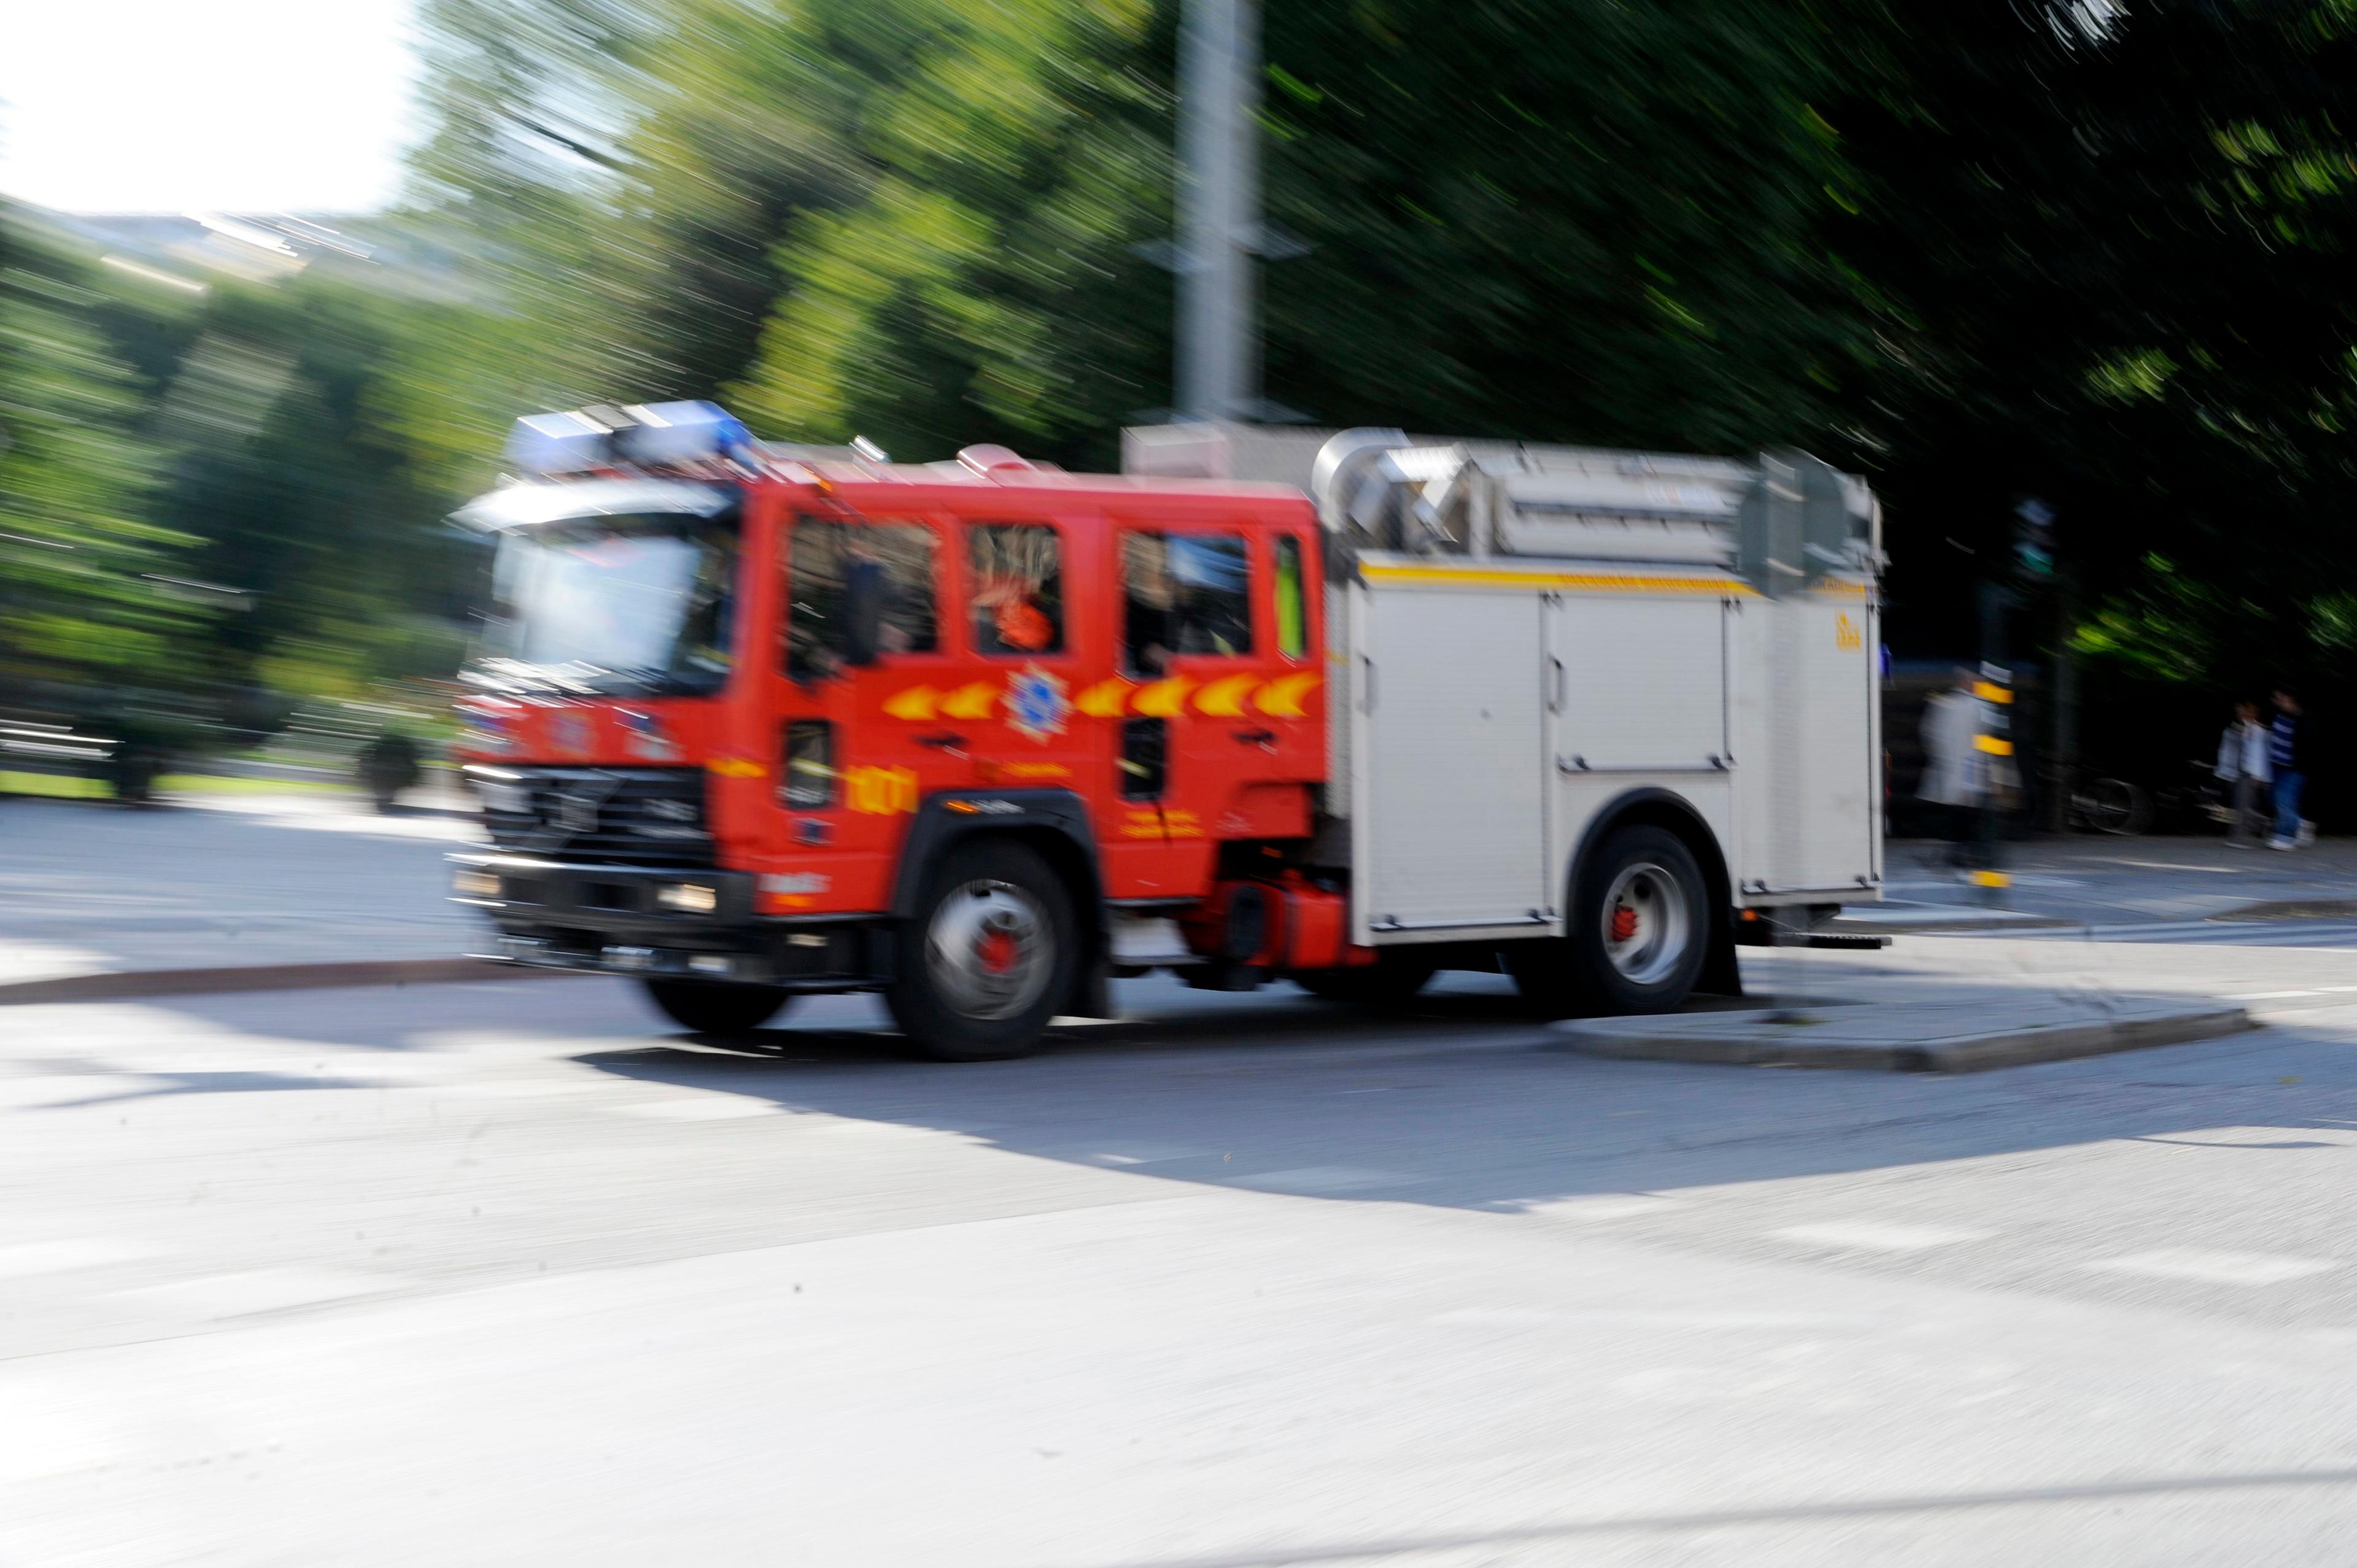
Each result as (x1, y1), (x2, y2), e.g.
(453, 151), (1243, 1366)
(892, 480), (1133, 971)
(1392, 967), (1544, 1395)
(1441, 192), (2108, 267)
(1291, 954), (1437, 1007)
(886, 838), (1077, 1061)
(641, 978), (794, 1035)
(1512, 825), (1708, 1018)
(2078, 777), (2150, 836)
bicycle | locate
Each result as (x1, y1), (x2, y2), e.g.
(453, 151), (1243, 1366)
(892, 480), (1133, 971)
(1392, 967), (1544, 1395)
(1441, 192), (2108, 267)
(2152, 757), (2235, 833)
(2062, 772), (2151, 836)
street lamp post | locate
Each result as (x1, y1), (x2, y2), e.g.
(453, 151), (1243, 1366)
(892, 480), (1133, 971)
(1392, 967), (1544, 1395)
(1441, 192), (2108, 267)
(1175, 0), (1260, 422)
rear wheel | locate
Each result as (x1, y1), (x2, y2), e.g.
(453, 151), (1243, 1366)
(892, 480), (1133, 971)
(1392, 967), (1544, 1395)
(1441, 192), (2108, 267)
(1510, 825), (1708, 1017)
(1291, 954), (1436, 1007)
(886, 839), (1077, 1061)
(641, 978), (794, 1035)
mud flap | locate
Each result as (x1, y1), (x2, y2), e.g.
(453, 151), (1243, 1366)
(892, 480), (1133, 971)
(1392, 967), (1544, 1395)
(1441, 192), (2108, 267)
(1698, 916), (1744, 997)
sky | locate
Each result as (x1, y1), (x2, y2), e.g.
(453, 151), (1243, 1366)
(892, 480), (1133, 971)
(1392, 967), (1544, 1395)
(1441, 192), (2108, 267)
(0, 0), (420, 214)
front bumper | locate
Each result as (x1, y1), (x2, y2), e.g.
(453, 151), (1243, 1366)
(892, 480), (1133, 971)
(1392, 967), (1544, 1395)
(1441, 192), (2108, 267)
(449, 852), (879, 989)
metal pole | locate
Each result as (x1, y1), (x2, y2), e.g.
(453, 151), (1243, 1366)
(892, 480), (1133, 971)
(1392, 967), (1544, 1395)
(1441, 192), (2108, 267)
(1176, 0), (1259, 422)
(1976, 581), (2013, 902)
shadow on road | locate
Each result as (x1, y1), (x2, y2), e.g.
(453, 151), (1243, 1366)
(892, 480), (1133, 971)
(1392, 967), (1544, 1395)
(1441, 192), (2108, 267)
(110, 961), (2342, 1221)
(557, 973), (2326, 1216)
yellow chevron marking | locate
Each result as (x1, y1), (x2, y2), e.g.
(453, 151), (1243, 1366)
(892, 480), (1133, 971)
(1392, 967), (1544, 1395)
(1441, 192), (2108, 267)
(1132, 678), (1195, 719)
(940, 682), (1000, 721)
(1075, 678), (1134, 718)
(1194, 673), (1260, 717)
(1255, 671), (1321, 718)
(881, 686), (939, 721)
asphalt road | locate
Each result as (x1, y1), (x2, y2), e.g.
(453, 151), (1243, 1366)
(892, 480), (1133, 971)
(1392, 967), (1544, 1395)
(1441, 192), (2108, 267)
(11, 942), (2357, 1566)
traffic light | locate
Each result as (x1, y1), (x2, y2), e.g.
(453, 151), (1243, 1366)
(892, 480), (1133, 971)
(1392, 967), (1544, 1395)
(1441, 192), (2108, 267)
(2014, 497), (2056, 581)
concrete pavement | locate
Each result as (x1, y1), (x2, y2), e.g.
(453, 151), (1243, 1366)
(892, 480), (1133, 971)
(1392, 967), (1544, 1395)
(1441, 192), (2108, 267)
(1879, 835), (2357, 930)
(10, 941), (2357, 1562)
(0, 792), (482, 989)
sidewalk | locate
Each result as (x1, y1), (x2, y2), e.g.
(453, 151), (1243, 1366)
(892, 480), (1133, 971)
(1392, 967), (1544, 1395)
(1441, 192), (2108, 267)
(0, 791), (488, 992)
(1872, 835), (2357, 929)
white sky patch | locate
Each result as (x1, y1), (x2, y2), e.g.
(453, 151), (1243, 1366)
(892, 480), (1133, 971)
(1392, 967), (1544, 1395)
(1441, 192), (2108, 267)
(0, 0), (421, 213)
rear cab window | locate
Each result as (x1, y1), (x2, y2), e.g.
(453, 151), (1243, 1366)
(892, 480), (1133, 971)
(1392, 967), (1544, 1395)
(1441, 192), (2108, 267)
(1120, 530), (1253, 676)
(1272, 534), (1307, 660)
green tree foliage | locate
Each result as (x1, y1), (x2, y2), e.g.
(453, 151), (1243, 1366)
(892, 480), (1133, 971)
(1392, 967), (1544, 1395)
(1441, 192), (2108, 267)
(0, 209), (206, 688)
(17, 0), (2357, 726)
(1829, 0), (2357, 676)
(1256, 0), (1873, 452)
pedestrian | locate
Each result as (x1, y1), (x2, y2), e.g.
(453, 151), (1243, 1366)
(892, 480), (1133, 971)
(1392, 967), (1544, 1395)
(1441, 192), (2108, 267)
(2216, 700), (2271, 847)
(1919, 666), (1984, 868)
(2268, 688), (2307, 850)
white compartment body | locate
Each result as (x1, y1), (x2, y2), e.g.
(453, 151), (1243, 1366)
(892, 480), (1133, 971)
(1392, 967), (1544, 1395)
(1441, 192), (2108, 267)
(1344, 558), (1878, 946)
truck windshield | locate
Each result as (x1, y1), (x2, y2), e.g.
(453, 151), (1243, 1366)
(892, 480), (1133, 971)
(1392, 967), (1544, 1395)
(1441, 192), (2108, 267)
(471, 512), (740, 696)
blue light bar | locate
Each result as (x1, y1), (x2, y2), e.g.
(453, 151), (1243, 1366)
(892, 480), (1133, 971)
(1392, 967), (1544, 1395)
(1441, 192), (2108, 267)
(501, 401), (754, 475)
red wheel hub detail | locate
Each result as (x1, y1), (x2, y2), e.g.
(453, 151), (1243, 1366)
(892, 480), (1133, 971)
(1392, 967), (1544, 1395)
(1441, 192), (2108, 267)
(977, 927), (1020, 975)
(1608, 903), (1639, 943)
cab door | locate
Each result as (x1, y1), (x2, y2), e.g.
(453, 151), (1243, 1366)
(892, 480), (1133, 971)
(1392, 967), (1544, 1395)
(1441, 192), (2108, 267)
(766, 512), (964, 913)
(1101, 521), (1280, 898)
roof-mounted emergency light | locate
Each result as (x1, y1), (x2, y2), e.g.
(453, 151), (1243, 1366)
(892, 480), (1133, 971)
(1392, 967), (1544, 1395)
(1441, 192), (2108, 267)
(503, 400), (754, 476)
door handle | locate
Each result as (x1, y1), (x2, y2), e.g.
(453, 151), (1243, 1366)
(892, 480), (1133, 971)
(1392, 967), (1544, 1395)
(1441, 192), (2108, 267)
(913, 732), (967, 751)
(1231, 728), (1277, 749)
(1549, 656), (1566, 714)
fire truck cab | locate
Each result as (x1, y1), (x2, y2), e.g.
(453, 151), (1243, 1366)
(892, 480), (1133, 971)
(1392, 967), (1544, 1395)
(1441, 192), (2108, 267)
(451, 403), (1883, 1059)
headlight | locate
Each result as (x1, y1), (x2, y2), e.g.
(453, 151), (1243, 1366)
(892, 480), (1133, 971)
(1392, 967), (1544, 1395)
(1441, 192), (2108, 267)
(657, 882), (719, 913)
(453, 868), (501, 898)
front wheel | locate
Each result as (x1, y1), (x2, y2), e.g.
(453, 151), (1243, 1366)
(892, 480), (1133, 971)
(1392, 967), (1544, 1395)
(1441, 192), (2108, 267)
(2076, 777), (2150, 836)
(886, 838), (1077, 1061)
(1511, 825), (1708, 1017)
(641, 978), (794, 1034)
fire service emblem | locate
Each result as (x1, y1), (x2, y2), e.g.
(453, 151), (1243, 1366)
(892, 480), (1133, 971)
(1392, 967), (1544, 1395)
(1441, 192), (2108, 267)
(1005, 666), (1069, 744)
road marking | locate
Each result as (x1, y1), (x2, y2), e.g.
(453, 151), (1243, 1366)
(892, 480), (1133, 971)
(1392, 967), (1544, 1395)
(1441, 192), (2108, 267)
(1073, 1144), (1208, 1167)
(1771, 1221), (1995, 1253)
(2081, 1248), (2339, 1286)
(1522, 1194), (1689, 1222)
(114, 1267), (406, 1318)
(613, 1098), (780, 1121)
(0, 1240), (157, 1277)
(1225, 1166), (1416, 1195)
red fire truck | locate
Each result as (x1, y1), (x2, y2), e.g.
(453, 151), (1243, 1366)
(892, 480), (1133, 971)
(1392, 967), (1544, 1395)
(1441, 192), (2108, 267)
(451, 403), (1883, 1059)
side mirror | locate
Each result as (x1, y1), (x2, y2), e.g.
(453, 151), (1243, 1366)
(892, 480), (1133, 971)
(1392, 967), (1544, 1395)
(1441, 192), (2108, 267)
(842, 558), (884, 668)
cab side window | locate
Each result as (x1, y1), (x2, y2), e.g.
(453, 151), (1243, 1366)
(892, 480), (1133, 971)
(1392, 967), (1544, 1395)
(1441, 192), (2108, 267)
(1121, 531), (1253, 676)
(787, 519), (938, 681)
(967, 524), (1064, 654)
(1272, 535), (1307, 660)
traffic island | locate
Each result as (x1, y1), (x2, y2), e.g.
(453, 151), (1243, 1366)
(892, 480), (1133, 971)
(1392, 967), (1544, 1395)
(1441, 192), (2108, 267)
(1553, 994), (2256, 1073)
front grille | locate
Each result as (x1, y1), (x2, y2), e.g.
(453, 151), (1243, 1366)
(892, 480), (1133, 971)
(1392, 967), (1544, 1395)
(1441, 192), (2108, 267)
(480, 767), (715, 868)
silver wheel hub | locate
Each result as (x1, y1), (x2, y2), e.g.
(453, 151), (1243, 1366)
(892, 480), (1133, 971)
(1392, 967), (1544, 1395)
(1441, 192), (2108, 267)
(925, 879), (1053, 1021)
(1601, 862), (1691, 986)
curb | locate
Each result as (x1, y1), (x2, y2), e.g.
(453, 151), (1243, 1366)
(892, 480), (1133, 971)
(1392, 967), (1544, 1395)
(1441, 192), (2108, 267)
(0, 959), (584, 1008)
(1554, 1003), (2257, 1075)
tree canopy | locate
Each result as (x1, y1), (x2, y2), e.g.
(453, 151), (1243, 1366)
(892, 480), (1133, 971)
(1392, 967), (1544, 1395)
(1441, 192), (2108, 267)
(10, 0), (2357, 735)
